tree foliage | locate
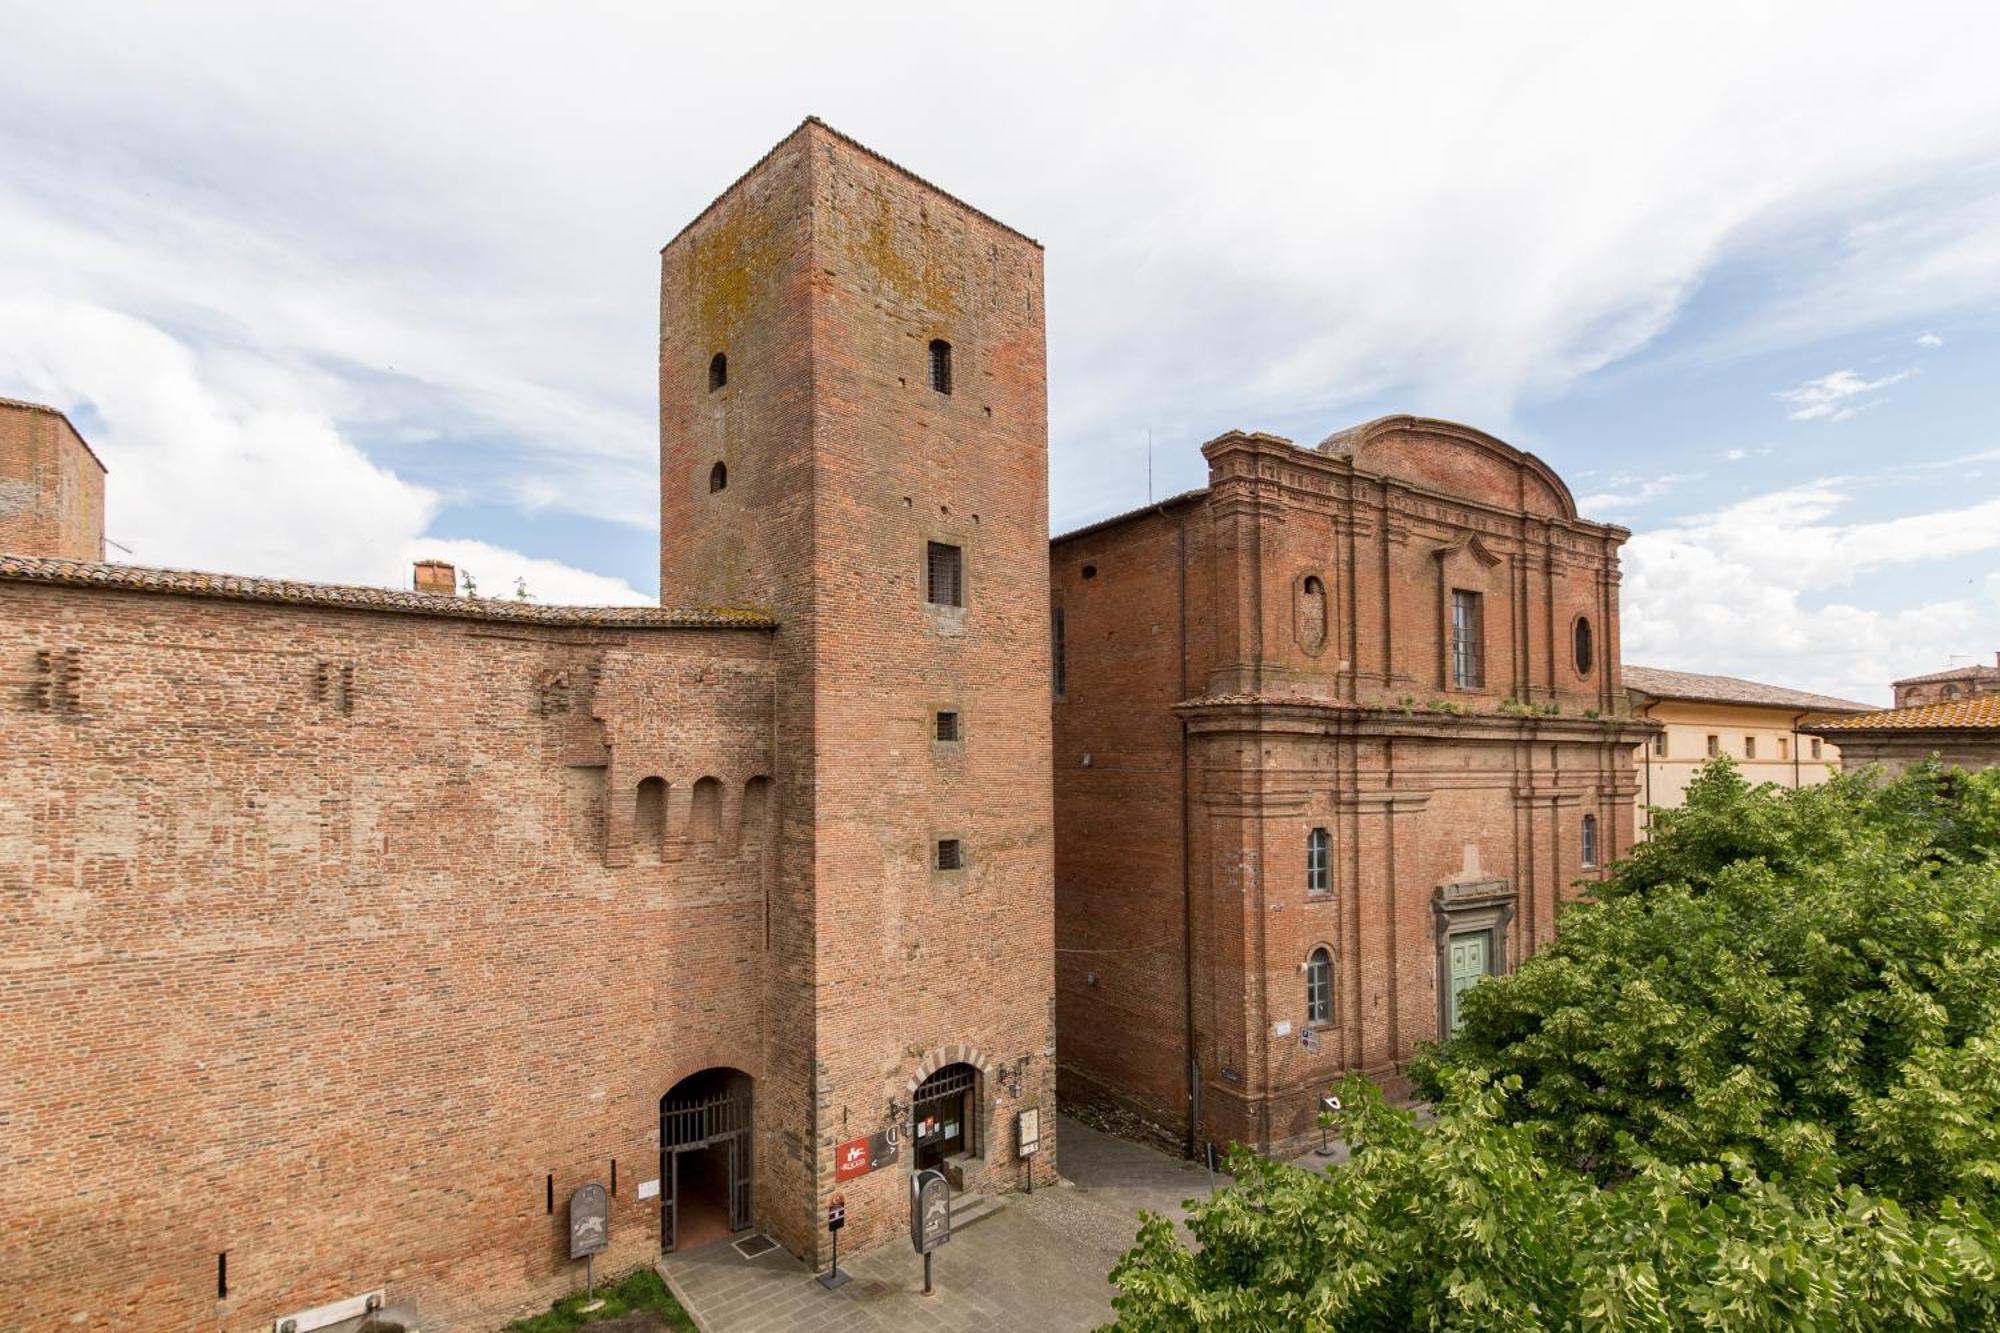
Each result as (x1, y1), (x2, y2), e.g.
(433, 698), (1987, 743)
(1108, 764), (2000, 1329)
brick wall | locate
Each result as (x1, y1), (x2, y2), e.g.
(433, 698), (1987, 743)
(0, 582), (774, 1332)
(1054, 418), (1648, 1152)
(660, 120), (1056, 1262)
(0, 399), (106, 561)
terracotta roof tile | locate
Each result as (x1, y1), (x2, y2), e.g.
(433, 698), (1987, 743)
(1802, 694), (2000, 732)
(0, 554), (774, 630)
(1623, 665), (1874, 713)
(1892, 663), (2000, 686)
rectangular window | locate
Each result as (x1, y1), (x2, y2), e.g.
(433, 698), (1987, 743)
(1778, 736), (1789, 760)
(1652, 732), (1668, 757)
(1306, 829), (1330, 896)
(1051, 605), (1066, 698)
(1744, 735), (1757, 759)
(1706, 734), (1719, 757)
(926, 542), (963, 608)
(1811, 738), (1823, 760)
(935, 838), (963, 871)
(935, 711), (960, 742)
(1450, 590), (1485, 689)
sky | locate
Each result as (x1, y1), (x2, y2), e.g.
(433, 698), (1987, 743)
(2, 2), (1996, 704)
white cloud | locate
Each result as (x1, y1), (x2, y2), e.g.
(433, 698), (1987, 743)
(1775, 368), (1915, 422)
(1577, 473), (1700, 513)
(1621, 482), (2000, 703)
(0, 297), (648, 604)
(1723, 446), (1773, 463)
(1917, 331), (1945, 347)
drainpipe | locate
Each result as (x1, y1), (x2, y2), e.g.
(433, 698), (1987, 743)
(1791, 711), (1805, 789)
(1175, 506), (1197, 1160)
(1638, 696), (1656, 829)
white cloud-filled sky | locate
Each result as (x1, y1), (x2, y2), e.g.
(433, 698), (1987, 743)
(2, 1), (1997, 701)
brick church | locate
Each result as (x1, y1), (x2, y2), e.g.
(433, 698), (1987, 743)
(1, 120), (1646, 1331)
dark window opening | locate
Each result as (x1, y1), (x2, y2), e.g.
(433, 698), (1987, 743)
(1081, 564), (1097, 580)
(1573, 616), (1594, 675)
(217, 1253), (228, 1300)
(1652, 732), (1667, 757)
(1451, 589), (1485, 689)
(936, 711), (960, 742)
(709, 352), (727, 391)
(1306, 947), (1333, 1025)
(1745, 735), (1757, 759)
(709, 461), (727, 492)
(927, 542), (964, 608)
(929, 339), (953, 394)
(611, 1159), (617, 1194)
(1052, 605), (1066, 698)
(935, 838), (963, 871)
(546, 1174), (554, 1214)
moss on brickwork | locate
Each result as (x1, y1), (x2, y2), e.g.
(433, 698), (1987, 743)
(504, 1265), (693, 1333)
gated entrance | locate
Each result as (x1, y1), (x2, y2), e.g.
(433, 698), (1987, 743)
(912, 1063), (978, 1173)
(660, 1067), (753, 1252)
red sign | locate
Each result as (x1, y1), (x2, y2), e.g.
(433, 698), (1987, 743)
(835, 1136), (872, 1181)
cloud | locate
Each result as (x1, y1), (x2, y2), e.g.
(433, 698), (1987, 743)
(1620, 481), (2000, 703)
(1775, 368), (1915, 422)
(1917, 331), (1945, 347)
(1723, 447), (1772, 463)
(0, 297), (648, 604)
(1577, 473), (1700, 513)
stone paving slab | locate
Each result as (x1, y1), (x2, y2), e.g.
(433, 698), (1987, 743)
(661, 1114), (1352, 1332)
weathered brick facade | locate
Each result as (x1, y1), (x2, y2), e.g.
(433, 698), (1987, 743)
(1052, 419), (1652, 1153)
(0, 119), (1054, 1333)
(1, 397), (106, 562)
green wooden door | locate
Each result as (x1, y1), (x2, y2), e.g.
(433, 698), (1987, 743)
(1447, 931), (1492, 1033)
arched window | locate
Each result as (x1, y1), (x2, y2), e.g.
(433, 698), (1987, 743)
(1573, 616), (1594, 676)
(708, 352), (728, 391)
(1306, 827), (1330, 896)
(709, 461), (728, 493)
(1944, 683), (1960, 698)
(1305, 947), (1333, 1025)
(691, 777), (722, 842)
(635, 777), (667, 864)
(913, 1062), (979, 1167)
(1581, 812), (1598, 868)
(928, 339), (953, 395)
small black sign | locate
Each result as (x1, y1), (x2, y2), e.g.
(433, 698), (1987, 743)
(828, 1194), (846, 1232)
(568, 1183), (609, 1260)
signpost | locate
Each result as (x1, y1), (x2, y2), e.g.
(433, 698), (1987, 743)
(1017, 1107), (1040, 1194)
(1316, 1093), (1343, 1157)
(819, 1193), (850, 1290)
(909, 1168), (951, 1296)
(568, 1183), (609, 1302)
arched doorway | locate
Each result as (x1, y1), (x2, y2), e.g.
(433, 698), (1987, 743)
(911, 1063), (979, 1173)
(660, 1067), (752, 1252)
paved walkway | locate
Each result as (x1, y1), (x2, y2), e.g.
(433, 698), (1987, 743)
(660, 1115), (1283, 1332)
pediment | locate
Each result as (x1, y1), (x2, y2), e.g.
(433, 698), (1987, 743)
(1431, 533), (1503, 568)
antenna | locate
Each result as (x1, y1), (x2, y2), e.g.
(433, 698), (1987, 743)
(1147, 429), (1153, 505)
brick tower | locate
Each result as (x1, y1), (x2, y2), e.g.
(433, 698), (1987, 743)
(659, 119), (1055, 1259)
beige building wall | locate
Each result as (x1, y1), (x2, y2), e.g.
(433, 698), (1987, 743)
(1633, 699), (1842, 835)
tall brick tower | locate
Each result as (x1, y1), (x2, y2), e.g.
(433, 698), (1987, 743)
(659, 119), (1054, 1259)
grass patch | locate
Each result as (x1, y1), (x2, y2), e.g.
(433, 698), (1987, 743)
(504, 1265), (694, 1333)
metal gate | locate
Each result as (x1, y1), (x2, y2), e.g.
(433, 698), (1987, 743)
(660, 1070), (753, 1250)
(913, 1064), (978, 1171)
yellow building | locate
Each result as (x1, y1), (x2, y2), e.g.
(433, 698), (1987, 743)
(1624, 666), (1874, 835)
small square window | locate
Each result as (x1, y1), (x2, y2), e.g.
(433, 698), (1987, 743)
(1706, 734), (1720, 757)
(935, 711), (960, 742)
(935, 838), (963, 871)
(927, 542), (964, 608)
(1810, 738), (1823, 760)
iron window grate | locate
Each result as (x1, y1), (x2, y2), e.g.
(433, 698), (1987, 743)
(927, 542), (963, 607)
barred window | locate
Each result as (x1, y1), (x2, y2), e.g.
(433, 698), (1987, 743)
(935, 838), (963, 871)
(935, 711), (960, 742)
(1451, 590), (1484, 689)
(1306, 947), (1333, 1026)
(1306, 827), (1331, 896)
(929, 339), (953, 394)
(927, 542), (964, 608)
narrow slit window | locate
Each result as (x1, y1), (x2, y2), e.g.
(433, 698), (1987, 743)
(1052, 605), (1066, 698)
(1581, 813), (1599, 868)
(709, 351), (727, 391)
(935, 838), (963, 871)
(546, 1174), (554, 1214)
(1745, 735), (1757, 759)
(1811, 738), (1823, 759)
(926, 542), (963, 608)
(217, 1253), (228, 1300)
(1451, 589), (1485, 689)
(1573, 616), (1594, 675)
(1706, 734), (1720, 757)
(709, 461), (727, 492)
(935, 711), (960, 742)
(1652, 732), (1668, 757)
(929, 339), (953, 394)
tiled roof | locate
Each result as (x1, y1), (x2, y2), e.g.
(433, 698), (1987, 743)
(1051, 489), (1209, 545)
(1623, 665), (1874, 713)
(0, 554), (774, 629)
(1893, 663), (2000, 686)
(1802, 693), (2000, 733)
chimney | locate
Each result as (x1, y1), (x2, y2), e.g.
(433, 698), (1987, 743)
(412, 560), (457, 595)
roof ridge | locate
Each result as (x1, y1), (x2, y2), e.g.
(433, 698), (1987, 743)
(0, 553), (774, 630)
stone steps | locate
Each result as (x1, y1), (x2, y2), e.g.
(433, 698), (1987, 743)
(949, 1192), (1006, 1234)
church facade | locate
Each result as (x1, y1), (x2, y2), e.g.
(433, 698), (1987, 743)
(1050, 418), (1652, 1152)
